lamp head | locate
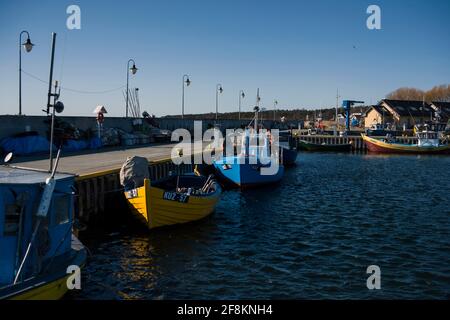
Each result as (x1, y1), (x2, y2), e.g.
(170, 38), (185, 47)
(23, 38), (34, 53)
(185, 77), (191, 86)
(218, 86), (223, 94)
(130, 64), (138, 75)
(241, 91), (245, 98)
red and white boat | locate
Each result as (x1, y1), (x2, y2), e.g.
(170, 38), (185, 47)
(361, 127), (450, 154)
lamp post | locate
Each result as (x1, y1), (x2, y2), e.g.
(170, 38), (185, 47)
(181, 74), (191, 119)
(273, 99), (278, 121)
(126, 59), (138, 118)
(19, 31), (34, 115)
(238, 90), (245, 120)
(216, 84), (223, 120)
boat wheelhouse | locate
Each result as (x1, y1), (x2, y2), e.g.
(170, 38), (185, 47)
(0, 165), (86, 300)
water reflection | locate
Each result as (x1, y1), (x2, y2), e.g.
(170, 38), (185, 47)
(72, 152), (450, 300)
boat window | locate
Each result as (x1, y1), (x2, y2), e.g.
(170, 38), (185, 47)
(53, 195), (70, 225)
(4, 204), (20, 236)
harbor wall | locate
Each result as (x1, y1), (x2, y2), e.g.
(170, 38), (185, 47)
(0, 115), (299, 140)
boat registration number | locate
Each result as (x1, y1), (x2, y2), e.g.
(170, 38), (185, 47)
(126, 189), (138, 199)
(163, 191), (189, 203)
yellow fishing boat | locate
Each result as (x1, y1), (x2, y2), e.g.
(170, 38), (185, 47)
(124, 175), (222, 229)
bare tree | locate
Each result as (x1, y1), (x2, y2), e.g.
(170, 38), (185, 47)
(386, 87), (425, 100)
(386, 85), (450, 102)
(425, 84), (450, 102)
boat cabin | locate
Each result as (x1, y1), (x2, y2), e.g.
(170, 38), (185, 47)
(240, 129), (274, 163)
(416, 128), (440, 147)
(0, 166), (75, 288)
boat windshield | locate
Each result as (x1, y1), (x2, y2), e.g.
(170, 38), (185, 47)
(417, 132), (437, 139)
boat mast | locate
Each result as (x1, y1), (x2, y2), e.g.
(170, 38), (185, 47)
(335, 89), (339, 134)
(254, 88), (260, 132)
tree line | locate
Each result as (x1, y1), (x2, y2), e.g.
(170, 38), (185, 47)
(386, 84), (450, 102)
(162, 84), (449, 121)
(163, 107), (367, 121)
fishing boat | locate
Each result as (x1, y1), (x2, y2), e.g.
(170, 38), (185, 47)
(213, 102), (284, 188)
(280, 146), (298, 165)
(365, 123), (397, 136)
(121, 156), (221, 229)
(298, 139), (353, 152)
(361, 127), (450, 154)
(0, 153), (87, 300)
(277, 131), (298, 166)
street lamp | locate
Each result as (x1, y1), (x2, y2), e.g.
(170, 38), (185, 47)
(19, 31), (34, 115)
(273, 99), (278, 121)
(216, 84), (223, 120)
(126, 59), (138, 118)
(238, 90), (245, 120)
(182, 74), (191, 119)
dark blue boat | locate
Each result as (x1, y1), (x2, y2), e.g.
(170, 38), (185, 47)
(280, 145), (298, 166)
(278, 131), (298, 166)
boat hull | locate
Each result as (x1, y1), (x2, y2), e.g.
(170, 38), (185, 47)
(213, 157), (284, 189)
(0, 237), (87, 300)
(298, 140), (353, 152)
(125, 177), (221, 230)
(361, 134), (450, 154)
(9, 275), (72, 300)
(281, 147), (298, 165)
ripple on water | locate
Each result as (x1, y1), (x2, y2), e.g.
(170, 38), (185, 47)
(73, 153), (450, 300)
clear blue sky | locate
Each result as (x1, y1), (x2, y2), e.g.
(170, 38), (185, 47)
(0, 0), (449, 117)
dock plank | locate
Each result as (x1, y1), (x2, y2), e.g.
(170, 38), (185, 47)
(11, 142), (199, 177)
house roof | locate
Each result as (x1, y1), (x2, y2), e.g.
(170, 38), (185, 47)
(363, 105), (391, 117)
(381, 99), (433, 117)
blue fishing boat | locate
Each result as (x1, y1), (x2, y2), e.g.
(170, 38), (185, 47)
(0, 31), (87, 300)
(0, 152), (87, 300)
(213, 100), (284, 188)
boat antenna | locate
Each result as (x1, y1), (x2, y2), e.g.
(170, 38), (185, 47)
(46, 33), (65, 172)
(45, 33), (56, 116)
(254, 88), (260, 132)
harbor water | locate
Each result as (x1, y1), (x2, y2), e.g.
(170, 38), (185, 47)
(71, 152), (450, 299)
